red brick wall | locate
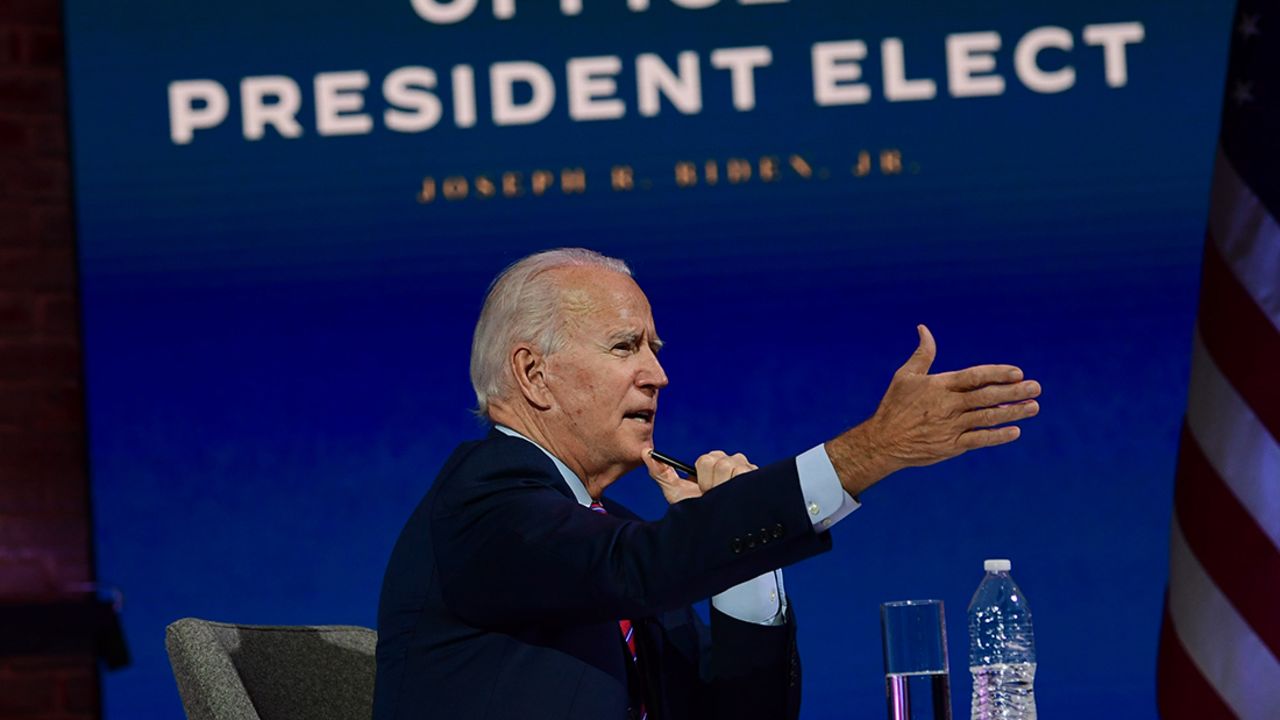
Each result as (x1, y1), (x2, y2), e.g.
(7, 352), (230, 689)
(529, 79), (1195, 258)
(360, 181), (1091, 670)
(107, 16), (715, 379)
(0, 0), (99, 717)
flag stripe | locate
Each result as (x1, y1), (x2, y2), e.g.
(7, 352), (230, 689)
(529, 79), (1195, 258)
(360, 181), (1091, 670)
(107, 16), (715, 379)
(1196, 234), (1280, 444)
(1209, 150), (1280, 330)
(1161, 3), (1280, 715)
(1173, 424), (1280, 663)
(1167, 515), (1280, 718)
(1186, 329), (1280, 550)
(1157, 597), (1235, 719)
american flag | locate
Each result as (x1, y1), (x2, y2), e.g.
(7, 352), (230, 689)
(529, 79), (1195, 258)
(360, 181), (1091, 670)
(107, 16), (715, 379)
(1156, 1), (1280, 717)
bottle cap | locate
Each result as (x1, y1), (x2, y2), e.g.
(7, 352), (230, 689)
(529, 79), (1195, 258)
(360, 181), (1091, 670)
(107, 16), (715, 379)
(984, 559), (1012, 572)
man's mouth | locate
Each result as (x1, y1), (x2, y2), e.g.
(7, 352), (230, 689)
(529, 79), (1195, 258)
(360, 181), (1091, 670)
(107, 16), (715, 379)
(623, 410), (655, 424)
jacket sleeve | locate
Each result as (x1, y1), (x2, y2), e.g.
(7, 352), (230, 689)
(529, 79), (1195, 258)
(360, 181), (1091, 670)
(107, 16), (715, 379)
(430, 441), (833, 629)
(641, 602), (803, 720)
(707, 605), (802, 720)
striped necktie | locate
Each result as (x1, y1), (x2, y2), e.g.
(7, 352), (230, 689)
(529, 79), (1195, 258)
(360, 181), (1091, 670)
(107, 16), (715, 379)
(589, 500), (647, 720)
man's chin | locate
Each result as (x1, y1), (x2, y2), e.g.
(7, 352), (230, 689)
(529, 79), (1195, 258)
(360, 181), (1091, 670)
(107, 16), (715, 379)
(622, 430), (654, 461)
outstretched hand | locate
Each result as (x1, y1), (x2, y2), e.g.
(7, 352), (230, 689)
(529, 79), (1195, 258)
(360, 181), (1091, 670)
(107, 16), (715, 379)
(828, 325), (1041, 495)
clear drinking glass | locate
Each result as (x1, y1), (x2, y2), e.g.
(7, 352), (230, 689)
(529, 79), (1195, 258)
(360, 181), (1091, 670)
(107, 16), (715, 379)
(880, 599), (953, 720)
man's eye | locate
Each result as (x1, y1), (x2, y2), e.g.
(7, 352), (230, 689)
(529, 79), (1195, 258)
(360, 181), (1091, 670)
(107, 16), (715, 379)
(612, 344), (632, 353)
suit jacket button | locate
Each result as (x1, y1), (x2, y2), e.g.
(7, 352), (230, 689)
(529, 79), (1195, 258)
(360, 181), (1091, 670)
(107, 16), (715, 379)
(731, 538), (743, 554)
(746, 532), (757, 548)
(772, 523), (784, 539)
(760, 527), (770, 542)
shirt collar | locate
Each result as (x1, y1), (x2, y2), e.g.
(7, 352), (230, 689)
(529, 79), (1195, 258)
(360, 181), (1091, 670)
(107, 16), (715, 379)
(494, 425), (593, 507)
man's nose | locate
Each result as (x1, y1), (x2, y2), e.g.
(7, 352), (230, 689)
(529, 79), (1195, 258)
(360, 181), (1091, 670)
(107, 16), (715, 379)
(639, 351), (668, 390)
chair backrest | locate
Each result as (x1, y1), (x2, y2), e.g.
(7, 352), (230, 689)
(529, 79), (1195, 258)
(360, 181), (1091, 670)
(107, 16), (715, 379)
(165, 618), (376, 720)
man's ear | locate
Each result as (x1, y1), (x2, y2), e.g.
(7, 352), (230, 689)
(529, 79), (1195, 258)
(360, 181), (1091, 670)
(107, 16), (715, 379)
(511, 345), (553, 410)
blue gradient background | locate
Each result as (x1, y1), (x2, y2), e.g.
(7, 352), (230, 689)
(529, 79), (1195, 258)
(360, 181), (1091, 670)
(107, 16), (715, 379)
(64, 1), (1231, 717)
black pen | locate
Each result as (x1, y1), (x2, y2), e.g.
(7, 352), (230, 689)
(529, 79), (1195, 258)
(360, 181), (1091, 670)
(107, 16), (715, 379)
(650, 450), (697, 477)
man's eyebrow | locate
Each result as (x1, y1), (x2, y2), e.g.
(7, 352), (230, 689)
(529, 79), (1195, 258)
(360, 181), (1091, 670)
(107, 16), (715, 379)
(605, 329), (663, 351)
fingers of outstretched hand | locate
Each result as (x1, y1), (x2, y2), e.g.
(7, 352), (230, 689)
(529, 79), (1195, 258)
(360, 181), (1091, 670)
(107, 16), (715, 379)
(963, 399), (1039, 430)
(897, 324), (937, 376)
(956, 425), (1021, 450)
(961, 381), (1041, 410)
(939, 364), (1024, 391)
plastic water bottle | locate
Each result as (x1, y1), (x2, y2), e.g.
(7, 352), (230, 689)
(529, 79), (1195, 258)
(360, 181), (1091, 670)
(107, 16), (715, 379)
(968, 559), (1037, 720)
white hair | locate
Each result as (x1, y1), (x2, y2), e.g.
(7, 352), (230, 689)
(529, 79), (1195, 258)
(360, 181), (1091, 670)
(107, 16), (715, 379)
(470, 248), (631, 418)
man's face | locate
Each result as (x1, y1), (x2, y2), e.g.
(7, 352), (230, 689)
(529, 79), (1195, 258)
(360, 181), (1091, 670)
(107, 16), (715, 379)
(541, 266), (668, 479)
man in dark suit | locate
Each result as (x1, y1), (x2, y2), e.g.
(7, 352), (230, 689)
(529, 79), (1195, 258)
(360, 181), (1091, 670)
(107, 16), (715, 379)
(374, 248), (1041, 719)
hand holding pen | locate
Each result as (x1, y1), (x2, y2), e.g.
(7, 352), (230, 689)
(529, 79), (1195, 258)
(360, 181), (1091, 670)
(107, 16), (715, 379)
(643, 448), (759, 504)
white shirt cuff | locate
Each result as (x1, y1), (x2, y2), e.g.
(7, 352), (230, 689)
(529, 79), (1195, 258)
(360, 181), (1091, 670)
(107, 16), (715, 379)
(712, 570), (787, 626)
(797, 443), (860, 532)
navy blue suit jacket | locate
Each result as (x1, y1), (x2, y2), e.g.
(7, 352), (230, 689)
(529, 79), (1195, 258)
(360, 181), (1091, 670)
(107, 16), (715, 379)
(374, 430), (833, 719)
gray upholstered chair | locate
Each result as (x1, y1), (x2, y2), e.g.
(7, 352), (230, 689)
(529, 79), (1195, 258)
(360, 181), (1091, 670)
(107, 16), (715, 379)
(165, 618), (376, 720)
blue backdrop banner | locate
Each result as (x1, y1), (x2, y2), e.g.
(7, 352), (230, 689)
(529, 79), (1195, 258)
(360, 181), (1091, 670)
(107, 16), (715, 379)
(64, 1), (1231, 717)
